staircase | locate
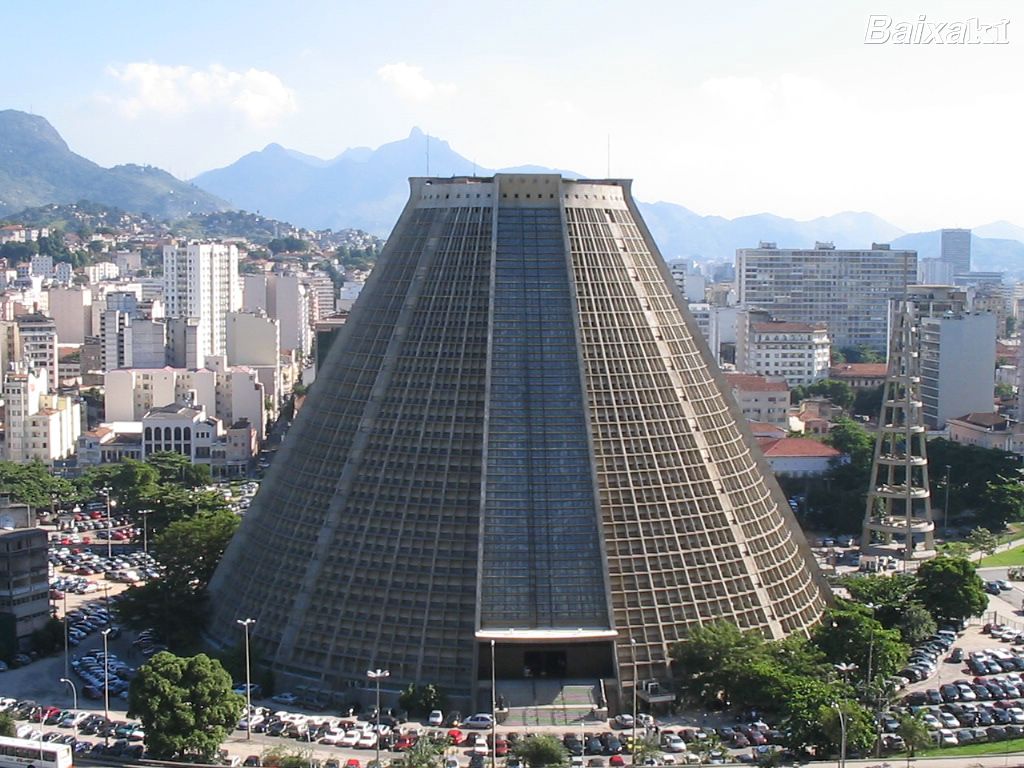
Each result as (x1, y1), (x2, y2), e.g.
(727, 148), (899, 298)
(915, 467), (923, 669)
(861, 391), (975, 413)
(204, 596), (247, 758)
(497, 680), (604, 727)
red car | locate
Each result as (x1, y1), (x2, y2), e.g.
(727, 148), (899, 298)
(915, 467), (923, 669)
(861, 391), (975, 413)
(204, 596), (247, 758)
(394, 735), (418, 752)
(448, 729), (464, 745)
(345, 760), (360, 768)
(494, 739), (509, 757)
(609, 756), (625, 767)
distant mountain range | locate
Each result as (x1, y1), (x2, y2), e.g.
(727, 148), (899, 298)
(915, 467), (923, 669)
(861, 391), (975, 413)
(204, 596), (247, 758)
(2, 110), (1022, 272)
(194, 128), (1024, 269)
(0, 110), (228, 219)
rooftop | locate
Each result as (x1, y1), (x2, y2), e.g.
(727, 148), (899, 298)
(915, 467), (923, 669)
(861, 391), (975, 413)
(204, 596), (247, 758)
(951, 412), (1009, 430)
(830, 363), (888, 378)
(725, 373), (790, 392)
(758, 437), (841, 458)
(751, 321), (827, 333)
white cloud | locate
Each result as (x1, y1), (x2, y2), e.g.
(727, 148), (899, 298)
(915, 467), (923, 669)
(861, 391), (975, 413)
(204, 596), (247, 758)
(104, 62), (296, 123)
(377, 62), (456, 102)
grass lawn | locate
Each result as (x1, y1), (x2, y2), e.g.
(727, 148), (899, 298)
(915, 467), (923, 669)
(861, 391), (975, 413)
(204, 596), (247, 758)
(980, 544), (1024, 568)
(918, 735), (1024, 757)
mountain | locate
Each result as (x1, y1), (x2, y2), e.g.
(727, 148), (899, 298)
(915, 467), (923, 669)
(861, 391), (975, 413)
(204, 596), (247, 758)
(892, 230), (1024, 273)
(0, 110), (228, 219)
(194, 130), (909, 254)
(975, 220), (1024, 244)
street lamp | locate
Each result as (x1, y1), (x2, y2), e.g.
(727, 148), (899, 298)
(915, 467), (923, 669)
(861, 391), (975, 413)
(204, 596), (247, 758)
(60, 678), (78, 742)
(944, 465), (951, 535)
(62, 589), (69, 682)
(237, 618), (256, 740)
(630, 638), (638, 767)
(831, 702), (848, 768)
(367, 668), (389, 768)
(490, 640), (497, 768)
(102, 626), (113, 739)
(834, 662), (858, 686)
(139, 510), (152, 555)
(101, 486), (117, 559)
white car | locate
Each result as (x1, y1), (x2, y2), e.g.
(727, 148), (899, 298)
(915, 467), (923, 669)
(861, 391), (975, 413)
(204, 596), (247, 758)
(613, 714), (635, 730)
(936, 728), (958, 747)
(662, 735), (686, 753)
(463, 714), (494, 729)
(428, 710), (444, 727)
(272, 692), (299, 705)
(319, 728), (345, 745)
(923, 714), (940, 730)
(938, 712), (958, 729)
(358, 731), (379, 750)
(341, 731), (362, 748)
(1007, 707), (1024, 724)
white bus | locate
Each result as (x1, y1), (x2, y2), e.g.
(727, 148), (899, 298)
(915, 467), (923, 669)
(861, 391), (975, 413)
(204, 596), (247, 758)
(0, 736), (73, 768)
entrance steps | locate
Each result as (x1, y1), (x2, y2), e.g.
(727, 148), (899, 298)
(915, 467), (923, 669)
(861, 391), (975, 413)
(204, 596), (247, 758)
(495, 680), (604, 727)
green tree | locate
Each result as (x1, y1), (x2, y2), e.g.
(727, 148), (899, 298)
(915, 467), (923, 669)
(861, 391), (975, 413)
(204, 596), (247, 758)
(896, 602), (937, 646)
(0, 712), (14, 737)
(512, 734), (569, 768)
(81, 459), (160, 511)
(669, 621), (769, 706)
(31, 617), (66, 655)
(146, 451), (212, 488)
(399, 683), (447, 717)
(979, 480), (1024, 530)
(897, 712), (931, 759)
(116, 508), (239, 645)
(626, 735), (661, 763)
(852, 385), (884, 418)
(966, 526), (1000, 557)
(400, 738), (445, 768)
(819, 700), (876, 757)
(0, 460), (76, 508)
(779, 677), (853, 753)
(812, 606), (908, 683)
(914, 555), (988, 624)
(128, 651), (244, 761)
(824, 417), (875, 471)
(260, 745), (312, 768)
(996, 382), (1015, 400)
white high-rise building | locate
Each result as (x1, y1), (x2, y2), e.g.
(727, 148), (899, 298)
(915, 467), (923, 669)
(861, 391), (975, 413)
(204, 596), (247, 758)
(736, 241), (917, 352)
(163, 241), (241, 366)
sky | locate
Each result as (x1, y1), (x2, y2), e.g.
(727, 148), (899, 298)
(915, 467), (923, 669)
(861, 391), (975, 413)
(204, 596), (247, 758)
(3, 0), (1021, 232)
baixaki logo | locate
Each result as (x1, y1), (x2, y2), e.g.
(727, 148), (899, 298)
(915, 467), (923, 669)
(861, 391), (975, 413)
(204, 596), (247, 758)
(865, 15), (1010, 44)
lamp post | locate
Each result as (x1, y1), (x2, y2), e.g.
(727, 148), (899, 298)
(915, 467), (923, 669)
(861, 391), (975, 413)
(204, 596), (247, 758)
(101, 486), (117, 559)
(62, 589), (69, 682)
(630, 638), (638, 767)
(367, 668), (389, 768)
(101, 627), (113, 741)
(237, 618), (256, 740)
(831, 702), (848, 768)
(944, 465), (951, 535)
(834, 661), (858, 686)
(490, 640), (497, 768)
(60, 677), (78, 742)
(139, 509), (152, 555)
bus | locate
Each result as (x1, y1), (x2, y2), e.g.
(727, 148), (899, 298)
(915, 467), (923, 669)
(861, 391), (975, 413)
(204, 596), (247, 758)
(0, 736), (73, 768)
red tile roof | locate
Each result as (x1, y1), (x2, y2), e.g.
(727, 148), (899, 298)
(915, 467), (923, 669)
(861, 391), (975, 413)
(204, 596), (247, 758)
(830, 363), (888, 378)
(757, 437), (841, 458)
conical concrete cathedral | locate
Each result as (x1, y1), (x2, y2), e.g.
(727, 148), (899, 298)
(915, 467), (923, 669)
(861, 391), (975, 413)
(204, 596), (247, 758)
(208, 175), (827, 706)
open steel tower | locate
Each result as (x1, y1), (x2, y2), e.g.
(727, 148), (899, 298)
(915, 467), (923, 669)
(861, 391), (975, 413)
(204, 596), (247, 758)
(207, 174), (827, 706)
(861, 300), (936, 562)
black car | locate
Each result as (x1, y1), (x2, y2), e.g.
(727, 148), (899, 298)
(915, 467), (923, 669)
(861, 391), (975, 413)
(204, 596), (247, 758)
(444, 711), (463, 727)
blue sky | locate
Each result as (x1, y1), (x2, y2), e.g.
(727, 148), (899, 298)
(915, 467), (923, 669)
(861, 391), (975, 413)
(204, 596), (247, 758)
(3, 0), (1021, 231)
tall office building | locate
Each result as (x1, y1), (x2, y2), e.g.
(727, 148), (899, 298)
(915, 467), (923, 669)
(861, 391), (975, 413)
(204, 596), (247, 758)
(163, 241), (241, 366)
(735, 241), (917, 351)
(208, 175), (827, 707)
(940, 228), (972, 274)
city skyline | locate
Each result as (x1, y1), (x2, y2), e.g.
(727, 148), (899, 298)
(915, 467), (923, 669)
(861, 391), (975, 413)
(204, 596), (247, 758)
(1, 0), (1020, 232)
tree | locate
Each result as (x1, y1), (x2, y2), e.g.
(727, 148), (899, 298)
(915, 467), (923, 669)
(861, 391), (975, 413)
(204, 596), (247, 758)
(896, 602), (937, 646)
(31, 617), (66, 655)
(116, 509), (239, 645)
(819, 699), (876, 758)
(128, 651), (243, 760)
(400, 738), (445, 768)
(669, 621), (769, 706)
(852, 385), (884, 419)
(914, 555), (988, 624)
(0, 460), (76, 509)
(966, 526), (1000, 557)
(146, 451), (211, 489)
(0, 712), (14, 737)
(260, 745), (312, 768)
(824, 418), (875, 471)
(512, 734), (568, 768)
(399, 683), (447, 717)
(81, 459), (159, 511)
(996, 382), (1015, 400)
(779, 677), (853, 753)
(626, 735), (661, 763)
(897, 712), (931, 760)
(811, 606), (908, 683)
(979, 480), (1024, 530)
